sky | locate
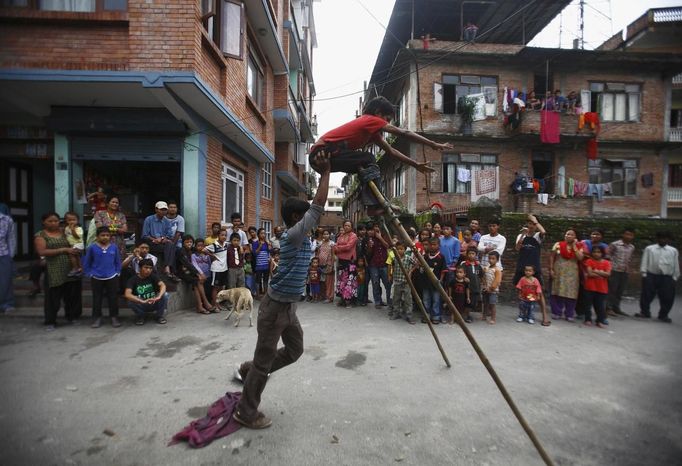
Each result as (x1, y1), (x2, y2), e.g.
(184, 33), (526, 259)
(311, 0), (681, 186)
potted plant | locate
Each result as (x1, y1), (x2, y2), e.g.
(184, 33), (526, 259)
(459, 96), (476, 136)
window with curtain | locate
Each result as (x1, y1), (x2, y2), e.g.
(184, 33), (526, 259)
(588, 82), (641, 122)
(442, 153), (498, 193)
(437, 74), (497, 116)
(588, 159), (638, 196)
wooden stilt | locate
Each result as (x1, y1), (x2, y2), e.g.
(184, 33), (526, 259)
(368, 180), (555, 466)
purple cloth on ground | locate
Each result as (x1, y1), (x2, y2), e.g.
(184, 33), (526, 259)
(169, 391), (242, 448)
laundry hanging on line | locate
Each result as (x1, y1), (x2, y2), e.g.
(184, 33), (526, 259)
(457, 167), (471, 182)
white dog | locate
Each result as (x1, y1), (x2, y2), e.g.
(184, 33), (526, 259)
(215, 288), (254, 327)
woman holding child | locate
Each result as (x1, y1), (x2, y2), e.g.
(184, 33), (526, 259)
(35, 212), (83, 330)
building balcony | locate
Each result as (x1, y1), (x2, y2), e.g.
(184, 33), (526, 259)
(668, 187), (682, 204)
(244, 0), (287, 74)
(670, 128), (682, 142)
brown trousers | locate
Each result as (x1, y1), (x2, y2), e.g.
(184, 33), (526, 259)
(236, 294), (304, 421)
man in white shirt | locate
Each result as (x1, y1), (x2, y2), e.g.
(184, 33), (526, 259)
(477, 219), (507, 268)
(226, 212), (249, 250)
(270, 225), (283, 250)
(636, 231), (680, 323)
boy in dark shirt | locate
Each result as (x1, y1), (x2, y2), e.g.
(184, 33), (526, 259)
(460, 247), (483, 323)
(421, 237), (446, 324)
(309, 96), (451, 216)
(124, 258), (168, 325)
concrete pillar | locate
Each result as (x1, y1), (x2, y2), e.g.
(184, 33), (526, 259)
(181, 133), (207, 238)
(54, 133), (70, 215)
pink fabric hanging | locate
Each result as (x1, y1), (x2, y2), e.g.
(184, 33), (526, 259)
(540, 110), (560, 144)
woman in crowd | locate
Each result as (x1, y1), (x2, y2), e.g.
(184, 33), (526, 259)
(34, 212), (83, 331)
(334, 220), (358, 308)
(94, 195), (128, 261)
(549, 228), (584, 321)
(316, 229), (336, 303)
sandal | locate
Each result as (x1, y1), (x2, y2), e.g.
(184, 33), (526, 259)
(209, 307), (220, 313)
(489, 320), (496, 325)
(541, 321), (551, 326)
(197, 309), (211, 315)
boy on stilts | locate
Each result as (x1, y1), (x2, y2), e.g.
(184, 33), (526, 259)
(309, 96), (452, 216)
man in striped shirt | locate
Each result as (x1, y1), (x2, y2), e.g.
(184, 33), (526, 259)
(233, 152), (331, 430)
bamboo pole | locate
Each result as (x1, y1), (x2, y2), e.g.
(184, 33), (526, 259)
(368, 180), (555, 466)
(379, 222), (451, 368)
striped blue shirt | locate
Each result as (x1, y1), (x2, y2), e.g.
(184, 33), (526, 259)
(268, 204), (324, 302)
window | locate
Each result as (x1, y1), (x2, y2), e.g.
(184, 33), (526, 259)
(669, 164), (682, 188)
(261, 162), (272, 200)
(588, 159), (638, 196)
(434, 75), (497, 116)
(394, 166), (405, 197)
(221, 163), (244, 223)
(2, 0), (126, 11)
(247, 49), (264, 108)
(587, 82), (641, 122)
(442, 153), (498, 193)
(261, 220), (272, 239)
(202, 0), (245, 59)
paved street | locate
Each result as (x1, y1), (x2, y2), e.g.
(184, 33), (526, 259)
(1, 297), (681, 466)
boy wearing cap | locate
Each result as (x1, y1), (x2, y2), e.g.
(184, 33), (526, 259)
(141, 201), (179, 281)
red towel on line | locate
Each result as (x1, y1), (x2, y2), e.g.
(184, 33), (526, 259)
(540, 110), (560, 144)
(586, 138), (598, 160)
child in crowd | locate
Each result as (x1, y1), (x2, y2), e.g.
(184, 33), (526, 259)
(583, 245), (611, 328)
(388, 242), (417, 324)
(460, 247), (483, 323)
(205, 222), (222, 246)
(269, 249), (280, 278)
(449, 267), (470, 324)
(516, 265), (542, 324)
(482, 251), (502, 325)
(252, 228), (270, 298)
(244, 251), (255, 297)
(309, 96), (450, 216)
(421, 237), (446, 324)
(205, 229), (229, 308)
(308, 257), (323, 302)
(64, 211), (84, 278)
(356, 257), (368, 306)
(177, 234), (212, 314)
(191, 238), (213, 304)
(122, 243), (158, 274)
(82, 226), (121, 328)
(124, 258), (168, 326)
(459, 229), (479, 263)
(227, 232), (246, 289)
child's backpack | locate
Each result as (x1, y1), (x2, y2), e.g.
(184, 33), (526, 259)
(169, 391), (242, 448)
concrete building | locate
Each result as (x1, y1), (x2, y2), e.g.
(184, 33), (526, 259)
(0, 0), (317, 259)
(343, 2), (682, 223)
(319, 185), (345, 233)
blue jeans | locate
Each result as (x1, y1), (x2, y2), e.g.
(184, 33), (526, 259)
(0, 255), (15, 311)
(369, 266), (391, 305)
(422, 288), (442, 321)
(518, 300), (537, 320)
(128, 293), (169, 318)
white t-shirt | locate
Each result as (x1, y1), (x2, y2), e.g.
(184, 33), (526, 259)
(206, 241), (229, 272)
(478, 233), (507, 267)
(166, 214), (185, 247)
(226, 229), (249, 247)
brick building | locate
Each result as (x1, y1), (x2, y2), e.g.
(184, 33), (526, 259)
(0, 0), (317, 259)
(343, 2), (682, 224)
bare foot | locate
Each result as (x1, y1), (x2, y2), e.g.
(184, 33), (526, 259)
(488, 320), (496, 325)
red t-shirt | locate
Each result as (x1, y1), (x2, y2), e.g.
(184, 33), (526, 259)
(583, 258), (611, 294)
(319, 114), (387, 151)
(516, 276), (542, 301)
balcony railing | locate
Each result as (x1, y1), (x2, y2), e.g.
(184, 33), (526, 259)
(670, 128), (682, 142)
(668, 187), (682, 203)
(652, 7), (682, 23)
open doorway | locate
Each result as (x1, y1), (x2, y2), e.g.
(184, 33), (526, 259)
(532, 151), (553, 193)
(77, 160), (181, 242)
